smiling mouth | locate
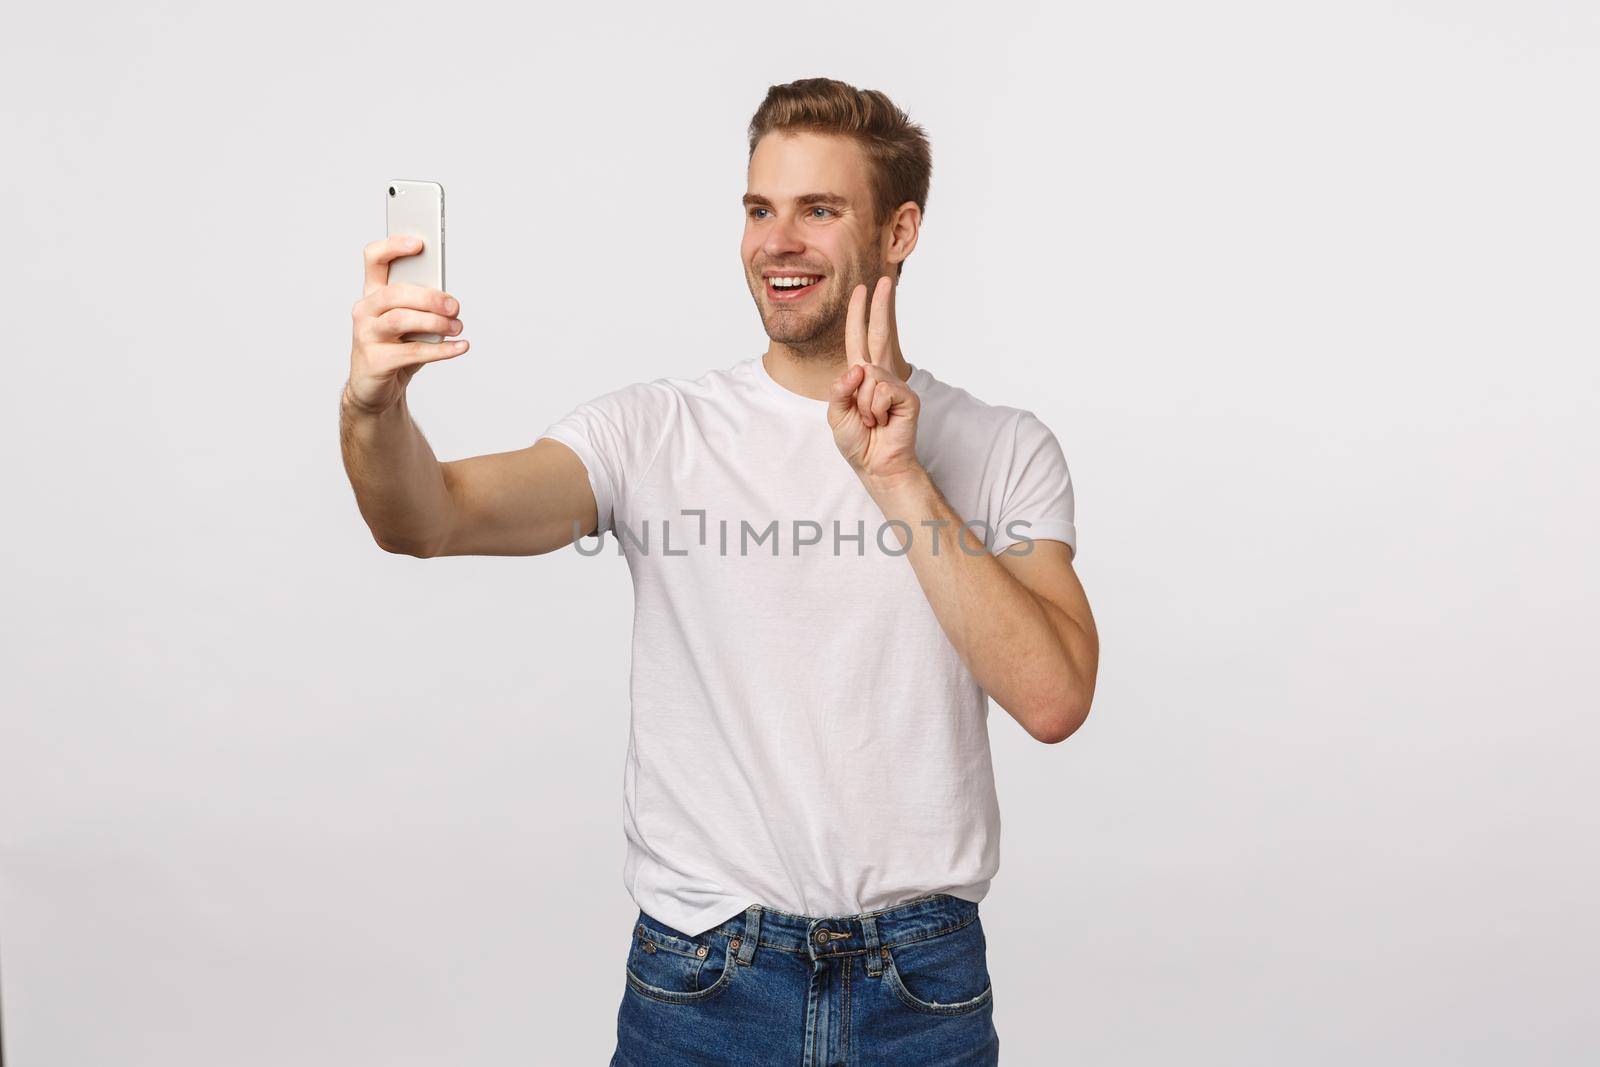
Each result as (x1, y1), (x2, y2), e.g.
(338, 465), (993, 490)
(766, 274), (823, 302)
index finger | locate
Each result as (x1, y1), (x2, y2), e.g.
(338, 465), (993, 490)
(845, 283), (870, 366)
(363, 235), (423, 296)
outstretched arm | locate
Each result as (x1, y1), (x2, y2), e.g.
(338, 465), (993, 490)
(340, 235), (596, 557)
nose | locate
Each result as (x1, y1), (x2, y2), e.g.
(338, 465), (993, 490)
(762, 212), (806, 260)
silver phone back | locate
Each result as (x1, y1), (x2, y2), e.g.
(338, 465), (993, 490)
(385, 179), (446, 342)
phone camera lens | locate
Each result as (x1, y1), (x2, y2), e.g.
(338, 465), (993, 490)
(388, 186), (396, 197)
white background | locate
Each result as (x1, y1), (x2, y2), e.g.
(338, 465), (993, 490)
(4, 1), (1596, 1063)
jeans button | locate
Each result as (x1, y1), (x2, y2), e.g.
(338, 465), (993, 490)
(815, 930), (830, 945)
(696, 945), (708, 958)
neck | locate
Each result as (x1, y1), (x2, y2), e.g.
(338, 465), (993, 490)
(761, 341), (913, 402)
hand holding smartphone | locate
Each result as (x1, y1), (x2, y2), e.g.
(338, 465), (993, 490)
(345, 179), (465, 417)
(385, 179), (446, 341)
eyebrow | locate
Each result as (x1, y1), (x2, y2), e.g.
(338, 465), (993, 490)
(742, 192), (851, 210)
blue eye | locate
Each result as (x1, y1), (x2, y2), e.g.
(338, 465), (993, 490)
(810, 207), (832, 218)
(749, 207), (770, 219)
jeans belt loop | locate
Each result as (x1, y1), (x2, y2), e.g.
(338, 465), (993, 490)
(861, 913), (883, 978)
(737, 905), (762, 966)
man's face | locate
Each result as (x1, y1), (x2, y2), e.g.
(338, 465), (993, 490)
(741, 131), (885, 351)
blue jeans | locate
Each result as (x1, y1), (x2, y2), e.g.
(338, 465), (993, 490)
(611, 892), (999, 1066)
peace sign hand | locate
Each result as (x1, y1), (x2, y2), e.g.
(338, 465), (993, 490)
(827, 276), (923, 487)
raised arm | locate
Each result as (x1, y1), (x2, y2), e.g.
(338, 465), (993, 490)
(826, 277), (1098, 743)
(339, 235), (597, 558)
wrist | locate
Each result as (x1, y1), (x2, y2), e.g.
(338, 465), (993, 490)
(860, 462), (932, 501)
(340, 379), (398, 420)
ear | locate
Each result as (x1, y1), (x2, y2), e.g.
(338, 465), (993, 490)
(883, 200), (921, 272)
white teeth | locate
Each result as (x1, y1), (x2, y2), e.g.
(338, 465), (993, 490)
(771, 276), (819, 289)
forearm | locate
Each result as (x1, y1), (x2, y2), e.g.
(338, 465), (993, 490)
(866, 467), (1090, 741)
(338, 384), (454, 556)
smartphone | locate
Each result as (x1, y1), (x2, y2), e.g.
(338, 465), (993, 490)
(385, 179), (446, 342)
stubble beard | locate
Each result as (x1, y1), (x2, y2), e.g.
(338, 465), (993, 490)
(749, 256), (877, 362)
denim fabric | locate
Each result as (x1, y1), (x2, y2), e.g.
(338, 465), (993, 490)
(611, 893), (999, 1066)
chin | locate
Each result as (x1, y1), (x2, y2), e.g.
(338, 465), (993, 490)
(764, 322), (820, 345)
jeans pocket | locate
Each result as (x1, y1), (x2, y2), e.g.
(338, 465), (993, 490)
(880, 915), (994, 1017)
(624, 913), (735, 1006)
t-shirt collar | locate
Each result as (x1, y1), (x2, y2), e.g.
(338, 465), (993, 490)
(751, 354), (928, 412)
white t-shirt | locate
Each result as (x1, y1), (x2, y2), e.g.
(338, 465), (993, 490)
(538, 355), (1077, 936)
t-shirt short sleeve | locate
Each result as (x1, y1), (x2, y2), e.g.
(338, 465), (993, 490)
(537, 380), (675, 536)
(989, 410), (1078, 558)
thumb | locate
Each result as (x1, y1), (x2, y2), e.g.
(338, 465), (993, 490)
(827, 363), (865, 422)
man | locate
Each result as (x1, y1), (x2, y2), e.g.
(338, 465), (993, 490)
(341, 77), (1098, 1066)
